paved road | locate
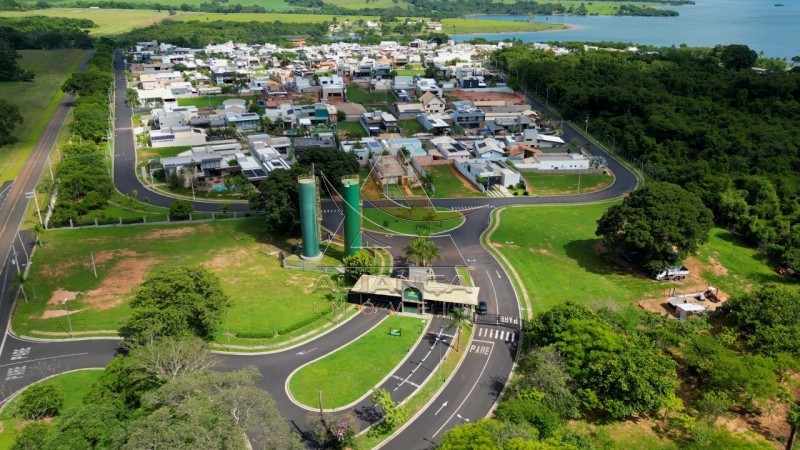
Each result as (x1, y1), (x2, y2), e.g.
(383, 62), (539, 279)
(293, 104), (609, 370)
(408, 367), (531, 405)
(0, 52), (639, 447)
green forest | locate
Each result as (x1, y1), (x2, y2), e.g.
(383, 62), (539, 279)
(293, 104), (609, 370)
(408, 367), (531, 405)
(493, 44), (800, 273)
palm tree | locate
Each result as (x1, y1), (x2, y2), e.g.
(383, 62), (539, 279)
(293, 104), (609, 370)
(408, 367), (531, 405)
(445, 306), (472, 352)
(32, 223), (45, 247)
(404, 236), (442, 267)
(14, 273), (29, 304)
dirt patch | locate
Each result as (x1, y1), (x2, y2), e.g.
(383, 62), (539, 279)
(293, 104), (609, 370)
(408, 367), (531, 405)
(39, 260), (80, 279)
(449, 89), (525, 104)
(530, 247), (554, 257)
(202, 248), (252, 272)
(91, 249), (139, 267)
(140, 224), (212, 240)
(721, 402), (791, 449)
(707, 256), (729, 276)
(83, 256), (157, 310)
(48, 289), (78, 306)
(40, 308), (83, 319)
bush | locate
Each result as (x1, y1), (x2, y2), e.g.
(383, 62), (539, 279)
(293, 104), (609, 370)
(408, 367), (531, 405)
(12, 422), (51, 450)
(169, 199), (194, 220)
(17, 381), (64, 420)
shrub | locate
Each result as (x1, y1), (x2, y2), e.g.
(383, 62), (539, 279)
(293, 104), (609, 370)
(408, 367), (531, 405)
(17, 381), (64, 420)
(169, 199), (194, 220)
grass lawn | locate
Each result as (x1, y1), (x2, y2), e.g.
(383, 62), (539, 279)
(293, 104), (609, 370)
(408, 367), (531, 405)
(398, 119), (425, 136)
(0, 369), (104, 450)
(488, 203), (799, 315)
(14, 220), (340, 345)
(566, 421), (679, 450)
(328, 0), (401, 8)
(177, 94), (260, 108)
(424, 165), (485, 199)
(396, 68), (425, 76)
(337, 121), (367, 138)
(289, 315), (424, 409)
(0, 8), (175, 35)
(137, 145), (192, 161)
(363, 206), (464, 235)
(440, 18), (566, 34)
(346, 85), (389, 105)
(0, 49), (87, 184)
(523, 173), (614, 196)
(694, 227), (791, 297)
(489, 202), (667, 313)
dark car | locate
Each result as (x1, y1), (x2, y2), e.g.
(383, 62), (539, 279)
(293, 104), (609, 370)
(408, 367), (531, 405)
(477, 301), (488, 315)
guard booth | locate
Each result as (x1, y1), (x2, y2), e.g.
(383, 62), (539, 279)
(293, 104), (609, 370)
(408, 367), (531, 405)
(348, 275), (479, 314)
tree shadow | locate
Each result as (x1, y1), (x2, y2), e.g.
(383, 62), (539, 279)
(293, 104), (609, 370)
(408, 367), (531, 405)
(562, 239), (649, 279)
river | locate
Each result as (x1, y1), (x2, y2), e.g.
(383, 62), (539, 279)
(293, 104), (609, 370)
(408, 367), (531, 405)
(455, 0), (800, 59)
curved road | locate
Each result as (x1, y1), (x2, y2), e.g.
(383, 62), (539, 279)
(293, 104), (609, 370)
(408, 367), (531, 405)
(0, 51), (638, 448)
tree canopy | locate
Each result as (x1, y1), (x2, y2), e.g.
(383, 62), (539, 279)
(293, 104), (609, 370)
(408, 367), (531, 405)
(725, 283), (800, 356)
(596, 182), (713, 270)
(124, 266), (230, 343)
(0, 98), (23, 145)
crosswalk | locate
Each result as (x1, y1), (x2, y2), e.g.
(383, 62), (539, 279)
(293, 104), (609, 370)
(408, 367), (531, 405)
(476, 327), (517, 343)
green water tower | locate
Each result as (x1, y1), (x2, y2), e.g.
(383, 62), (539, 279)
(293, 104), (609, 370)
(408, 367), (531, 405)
(298, 176), (322, 261)
(342, 176), (362, 257)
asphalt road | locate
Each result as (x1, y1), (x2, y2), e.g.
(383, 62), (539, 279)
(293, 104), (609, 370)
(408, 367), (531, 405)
(0, 53), (639, 448)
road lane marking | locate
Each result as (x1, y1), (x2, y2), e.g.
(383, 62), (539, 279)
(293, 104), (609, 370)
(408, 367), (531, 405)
(0, 352), (89, 368)
(433, 341), (495, 438)
(434, 401), (448, 415)
(10, 347), (30, 360)
(296, 348), (317, 356)
(486, 271), (499, 316)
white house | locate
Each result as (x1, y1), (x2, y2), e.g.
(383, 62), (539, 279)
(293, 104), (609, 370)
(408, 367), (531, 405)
(149, 126), (207, 148)
(419, 92), (446, 114)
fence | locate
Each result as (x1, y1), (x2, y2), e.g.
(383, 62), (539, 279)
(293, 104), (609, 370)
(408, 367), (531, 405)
(49, 211), (263, 230)
(282, 257), (342, 275)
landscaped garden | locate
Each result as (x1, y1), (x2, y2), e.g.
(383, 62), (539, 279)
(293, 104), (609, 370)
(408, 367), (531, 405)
(14, 220), (349, 347)
(288, 315), (424, 409)
(0, 370), (104, 449)
(362, 206), (464, 235)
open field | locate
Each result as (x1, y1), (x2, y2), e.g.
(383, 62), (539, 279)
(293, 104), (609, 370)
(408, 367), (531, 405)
(424, 165), (485, 198)
(0, 8), (175, 35)
(362, 206), (464, 235)
(522, 172), (614, 196)
(440, 18), (566, 34)
(171, 11), (375, 23)
(27, 0), (293, 10)
(328, 0), (402, 9)
(13, 220), (342, 345)
(0, 370), (104, 450)
(177, 94), (260, 108)
(487, 203), (797, 314)
(487, 0), (673, 14)
(0, 49), (87, 184)
(289, 315), (423, 409)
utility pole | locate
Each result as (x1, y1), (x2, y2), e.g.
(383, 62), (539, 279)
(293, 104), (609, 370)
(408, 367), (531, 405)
(584, 115), (589, 133)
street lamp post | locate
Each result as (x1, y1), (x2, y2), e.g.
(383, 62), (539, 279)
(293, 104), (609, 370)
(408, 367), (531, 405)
(437, 336), (447, 379)
(577, 173), (582, 195)
(26, 192), (42, 226)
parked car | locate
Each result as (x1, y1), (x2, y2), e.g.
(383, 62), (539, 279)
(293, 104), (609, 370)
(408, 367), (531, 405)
(477, 301), (488, 315)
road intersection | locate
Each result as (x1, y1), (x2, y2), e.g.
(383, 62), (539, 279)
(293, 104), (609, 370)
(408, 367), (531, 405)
(0, 51), (638, 447)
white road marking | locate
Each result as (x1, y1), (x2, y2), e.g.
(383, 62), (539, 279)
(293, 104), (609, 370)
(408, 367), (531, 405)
(0, 352), (88, 368)
(433, 342), (495, 438)
(486, 271), (499, 316)
(434, 401), (448, 415)
(296, 348), (317, 356)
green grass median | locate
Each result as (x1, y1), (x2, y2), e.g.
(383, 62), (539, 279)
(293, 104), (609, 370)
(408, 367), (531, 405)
(362, 206), (463, 235)
(289, 315), (425, 409)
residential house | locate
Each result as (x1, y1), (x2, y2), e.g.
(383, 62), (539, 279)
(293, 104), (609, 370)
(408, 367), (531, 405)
(417, 113), (450, 134)
(515, 153), (590, 171)
(224, 112), (261, 132)
(419, 92), (445, 114)
(450, 106), (485, 129)
(415, 78), (442, 97)
(469, 138), (506, 159)
(382, 137), (426, 158)
(395, 103), (425, 120)
(340, 137), (383, 162)
(455, 159), (520, 189)
(294, 134), (337, 152)
(370, 154), (415, 188)
(148, 126), (207, 148)
(360, 111), (399, 136)
(318, 75), (345, 101)
(430, 136), (471, 160)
